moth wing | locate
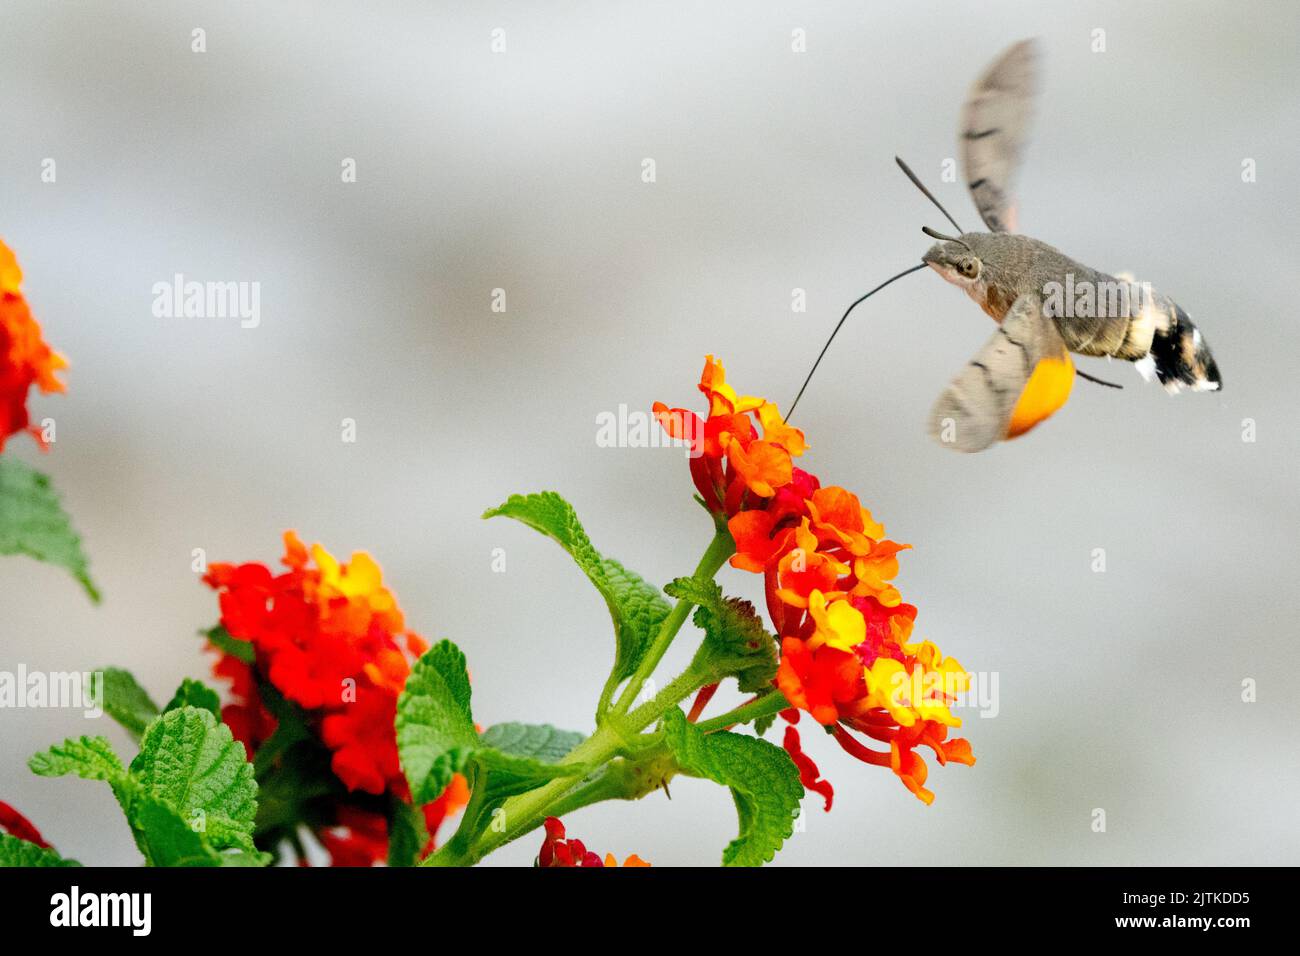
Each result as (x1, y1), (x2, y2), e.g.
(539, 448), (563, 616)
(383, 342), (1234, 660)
(960, 38), (1039, 233)
(929, 294), (1074, 452)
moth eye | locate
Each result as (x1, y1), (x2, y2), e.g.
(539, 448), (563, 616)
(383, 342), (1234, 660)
(958, 258), (980, 278)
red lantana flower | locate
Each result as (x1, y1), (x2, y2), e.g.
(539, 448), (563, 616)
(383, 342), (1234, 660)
(204, 532), (469, 864)
(316, 807), (390, 868)
(656, 357), (974, 806)
(537, 817), (649, 868)
(0, 239), (66, 452)
(0, 801), (51, 848)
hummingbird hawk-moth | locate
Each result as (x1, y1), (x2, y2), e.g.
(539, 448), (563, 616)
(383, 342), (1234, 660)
(787, 39), (1223, 453)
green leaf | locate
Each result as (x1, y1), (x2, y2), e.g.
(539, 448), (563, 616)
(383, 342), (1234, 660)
(599, 559), (671, 687)
(204, 624), (254, 664)
(128, 707), (259, 855)
(163, 678), (221, 719)
(250, 733), (339, 836)
(0, 456), (99, 602)
(397, 641), (589, 807)
(0, 832), (82, 867)
(386, 798), (430, 868)
(250, 681), (313, 777)
(484, 492), (670, 693)
(662, 708), (803, 867)
(126, 793), (225, 867)
(28, 735), (125, 781)
(122, 793), (271, 867)
(99, 668), (161, 739)
(219, 850), (273, 866)
(396, 640), (479, 804)
(473, 750), (585, 804)
(480, 722), (584, 764)
(474, 722), (587, 804)
(28, 709), (266, 866)
(665, 577), (779, 693)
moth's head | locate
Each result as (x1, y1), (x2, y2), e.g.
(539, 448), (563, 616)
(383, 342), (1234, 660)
(921, 227), (984, 288)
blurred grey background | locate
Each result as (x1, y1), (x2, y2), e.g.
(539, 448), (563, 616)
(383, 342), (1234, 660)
(2, 0), (1297, 866)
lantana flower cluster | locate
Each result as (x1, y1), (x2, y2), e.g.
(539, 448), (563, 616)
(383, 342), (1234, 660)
(0, 239), (66, 452)
(204, 532), (468, 865)
(655, 357), (974, 805)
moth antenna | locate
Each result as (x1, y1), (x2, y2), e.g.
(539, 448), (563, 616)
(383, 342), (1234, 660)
(896, 156), (965, 234)
(921, 225), (973, 251)
(784, 262), (928, 423)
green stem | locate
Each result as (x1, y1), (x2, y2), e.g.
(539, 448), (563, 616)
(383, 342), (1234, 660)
(545, 748), (679, 820)
(541, 772), (631, 822)
(610, 527), (734, 716)
(692, 690), (790, 734)
(454, 661), (717, 864)
(443, 725), (623, 864)
(621, 663), (714, 730)
(424, 764), (488, 866)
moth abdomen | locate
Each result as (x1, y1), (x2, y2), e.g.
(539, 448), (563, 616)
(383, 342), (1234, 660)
(1138, 303), (1222, 393)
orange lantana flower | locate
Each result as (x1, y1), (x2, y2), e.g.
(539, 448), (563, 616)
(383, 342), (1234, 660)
(0, 239), (66, 452)
(773, 522), (848, 608)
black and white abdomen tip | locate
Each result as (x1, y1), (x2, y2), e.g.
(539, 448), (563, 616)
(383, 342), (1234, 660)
(1134, 304), (1222, 393)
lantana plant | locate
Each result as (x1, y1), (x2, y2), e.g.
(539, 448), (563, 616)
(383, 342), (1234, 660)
(1, 234), (974, 866)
